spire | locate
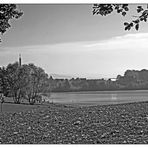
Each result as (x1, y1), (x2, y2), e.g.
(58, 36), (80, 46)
(19, 54), (21, 66)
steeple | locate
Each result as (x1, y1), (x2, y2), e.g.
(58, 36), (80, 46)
(19, 54), (21, 66)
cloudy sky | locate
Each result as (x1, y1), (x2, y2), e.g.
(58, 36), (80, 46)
(1, 4), (148, 79)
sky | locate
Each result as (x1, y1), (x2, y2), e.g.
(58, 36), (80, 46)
(1, 4), (148, 79)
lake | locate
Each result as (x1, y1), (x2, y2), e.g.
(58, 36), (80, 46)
(50, 90), (148, 105)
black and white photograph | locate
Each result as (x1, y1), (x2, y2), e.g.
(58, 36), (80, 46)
(1, 1), (148, 144)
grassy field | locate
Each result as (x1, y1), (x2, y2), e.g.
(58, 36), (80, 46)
(0, 102), (46, 113)
(0, 97), (48, 113)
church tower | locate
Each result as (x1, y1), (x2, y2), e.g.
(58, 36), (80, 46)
(19, 54), (22, 66)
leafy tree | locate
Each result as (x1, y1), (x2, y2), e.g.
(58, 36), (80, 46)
(5, 62), (29, 103)
(0, 67), (9, 96)
(92, 4), (148, 30)
(21, 64), (49, 105)
(0, 4), (23, 41)
(0, 62), (49, 104)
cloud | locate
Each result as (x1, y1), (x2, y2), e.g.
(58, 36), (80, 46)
(2, 32), (148, 54)
(0, 42), (87, 54)
(84, 33), (148, 51)
(1, 33), (148, 78)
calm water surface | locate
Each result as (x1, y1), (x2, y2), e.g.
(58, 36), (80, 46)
(50, 90), (148, 105)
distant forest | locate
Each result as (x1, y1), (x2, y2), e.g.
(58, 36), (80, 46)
(49, 69), (148, 92)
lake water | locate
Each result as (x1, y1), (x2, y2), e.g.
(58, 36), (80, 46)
(50, 90), (148, 105)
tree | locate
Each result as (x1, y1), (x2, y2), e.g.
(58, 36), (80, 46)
(92, 4), (148, 31)
(5, 62), (29, 103)
(0, 4), (23, 42)
(0, 62), (50, 105)
(0, 92), (5, 113)
(21, 64), (49, 105)
(0, 67), (9, 96)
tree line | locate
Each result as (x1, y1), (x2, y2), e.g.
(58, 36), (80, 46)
(1, 61), (148, 105)
(49, 69), (148, 92)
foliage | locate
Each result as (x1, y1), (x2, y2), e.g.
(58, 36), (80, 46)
(0, 67), (9, 96)
(92, 4), (148, 31)
(49, 69), (148, 92)
(116, 69), (148, 89)
(21, 64), (49, 105)
(0, 4), (23, 41)
(2, 62), (148, 104)
(0, 62), (49, 105)
(49, 78), (114, 92)
(5, 62), (29, 103)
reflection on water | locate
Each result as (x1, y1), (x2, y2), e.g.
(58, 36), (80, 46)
(111, 94), (117, 100)
(49, 90), (148, 105)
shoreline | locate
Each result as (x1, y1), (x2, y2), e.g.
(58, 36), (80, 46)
(51, 88), (148, 93)
(1, 98), (148, 113)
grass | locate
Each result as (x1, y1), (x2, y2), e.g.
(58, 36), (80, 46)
(0, 102), (44, 113)
(0, 97), (49, 113)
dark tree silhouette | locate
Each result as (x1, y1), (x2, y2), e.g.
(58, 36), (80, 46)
(92, 4), (148, 31)
(0, 4), (23, 41)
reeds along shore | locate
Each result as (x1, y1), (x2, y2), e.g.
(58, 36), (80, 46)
(0, 101), (148, 144)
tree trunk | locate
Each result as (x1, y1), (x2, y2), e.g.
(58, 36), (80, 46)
(29, 96), (36, 105)
(1, 103), (2, 113)
(13, 91), (20, 104)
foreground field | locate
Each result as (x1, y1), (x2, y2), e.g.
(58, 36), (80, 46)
(1, 101), (148, 144)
